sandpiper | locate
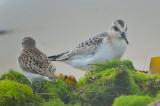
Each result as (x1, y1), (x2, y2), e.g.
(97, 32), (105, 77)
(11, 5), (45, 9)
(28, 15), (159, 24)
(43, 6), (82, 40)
(49, 19), (128, 71)
(17, 37), (58, 105)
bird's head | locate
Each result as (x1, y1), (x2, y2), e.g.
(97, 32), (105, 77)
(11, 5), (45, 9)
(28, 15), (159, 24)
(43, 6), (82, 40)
(22, 37), (36, 48)
(109, 19), (128, 44)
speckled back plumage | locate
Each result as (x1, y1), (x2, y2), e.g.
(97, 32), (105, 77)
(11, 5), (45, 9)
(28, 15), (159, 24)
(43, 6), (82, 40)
(18, 47), (56, 78)
(51, 32), (109, 60)
(72, 32), (108, 56)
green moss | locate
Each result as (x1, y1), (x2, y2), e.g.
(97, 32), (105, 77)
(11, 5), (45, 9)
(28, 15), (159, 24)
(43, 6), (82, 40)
(70, 60), (139, 106)
(0, 80), (40, 106)
(38, 79), (75, 104)
(70, 60), (160, 106)
(113, 95), (152, 106)
(133, 72), (160, 96)
(42, 99), (66, 106)
(92, 59), (135, 72)
(0, 70), (75, 105)
(77, 72), (90, 87)
(42, 99), (81, 106)
(1, 60), (160, 106)
(153, 91), (160, 102)
(0, 69), (30, 85)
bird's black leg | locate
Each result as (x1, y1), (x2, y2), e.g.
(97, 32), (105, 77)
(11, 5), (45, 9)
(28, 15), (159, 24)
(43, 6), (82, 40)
(36, 82), (44, 93)
(32, 84), (39, 106)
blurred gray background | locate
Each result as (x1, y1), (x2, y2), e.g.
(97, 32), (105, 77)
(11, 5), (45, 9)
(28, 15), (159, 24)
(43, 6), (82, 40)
(0, 0), (160, 79)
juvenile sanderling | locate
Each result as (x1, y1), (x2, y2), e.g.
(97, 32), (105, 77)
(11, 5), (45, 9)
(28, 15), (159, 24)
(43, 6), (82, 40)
(17, 37), (58, 105)
(48, 19), (129, 71)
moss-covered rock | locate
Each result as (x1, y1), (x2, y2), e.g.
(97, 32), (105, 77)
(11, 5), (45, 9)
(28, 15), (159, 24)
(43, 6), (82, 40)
(0, 69), (30, 85)
(42, 99), (66, 106)
(42, 99), (81, 106)
(0, 80), (38, 106)
(133, 72), (160, 96)
(113, 95), (152, 106)
(1, 60), (160, 106)
(0, 69), (75, 105)
(92, 59), (135, 72)
(38, 79), (74, 104)
(70, 60), (160, 106)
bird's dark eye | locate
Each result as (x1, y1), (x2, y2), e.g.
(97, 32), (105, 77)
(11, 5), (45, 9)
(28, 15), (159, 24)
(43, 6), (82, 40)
(114, 26), (119, 31)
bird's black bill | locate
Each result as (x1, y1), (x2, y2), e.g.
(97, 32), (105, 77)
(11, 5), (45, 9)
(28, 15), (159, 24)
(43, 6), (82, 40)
(121, 32), (129, 44)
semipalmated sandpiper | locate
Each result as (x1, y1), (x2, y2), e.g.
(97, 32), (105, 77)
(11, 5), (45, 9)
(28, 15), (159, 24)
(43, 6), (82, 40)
(49, 19), (128, 71)
(18, 37), (58, 105)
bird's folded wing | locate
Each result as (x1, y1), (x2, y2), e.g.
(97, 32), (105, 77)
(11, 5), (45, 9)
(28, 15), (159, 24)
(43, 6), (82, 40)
(18, 49), (56, 77)
(56, 32), (108, 60)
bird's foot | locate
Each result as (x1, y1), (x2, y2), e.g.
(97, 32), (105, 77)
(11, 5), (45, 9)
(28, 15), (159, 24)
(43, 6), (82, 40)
(32, 84), (39, 106)
(36, 82), (44, 93)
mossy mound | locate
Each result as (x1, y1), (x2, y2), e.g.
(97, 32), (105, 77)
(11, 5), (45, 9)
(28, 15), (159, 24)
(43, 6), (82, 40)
(0, 80), (36, 106)
(38, 79), (74, 104)
(0, 69), (30, 84)
(113, 95), (152, 106)
(42, 99), (81, 106)
(42, 99), (66, 106)
(70, 60), (160, 106)
(0, 70), (74, 105)
(92, 60), (135, 72)
(1, 60), (160, 106)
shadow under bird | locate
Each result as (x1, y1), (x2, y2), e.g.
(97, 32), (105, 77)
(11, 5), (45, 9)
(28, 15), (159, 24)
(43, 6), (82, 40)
(17, 37), (58, 105)
(48, 19), (129, 71)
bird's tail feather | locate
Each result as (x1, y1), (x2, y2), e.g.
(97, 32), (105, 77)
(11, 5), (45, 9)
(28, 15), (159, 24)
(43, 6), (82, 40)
(48, 51), (69, 61)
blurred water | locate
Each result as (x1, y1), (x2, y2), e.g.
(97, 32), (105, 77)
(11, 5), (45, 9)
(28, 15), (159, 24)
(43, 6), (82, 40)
(0, 0), (160, 79)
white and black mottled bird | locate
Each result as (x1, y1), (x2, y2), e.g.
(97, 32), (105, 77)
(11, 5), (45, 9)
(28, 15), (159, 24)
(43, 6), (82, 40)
(48, 19), (128, 71)
(17, 37), (58, 105)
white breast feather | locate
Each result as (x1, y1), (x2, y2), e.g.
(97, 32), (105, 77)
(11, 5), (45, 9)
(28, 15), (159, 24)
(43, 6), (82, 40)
(64, 37), (127, 70)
